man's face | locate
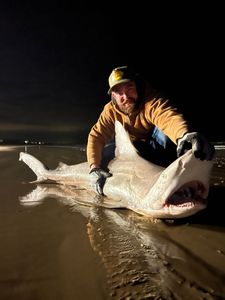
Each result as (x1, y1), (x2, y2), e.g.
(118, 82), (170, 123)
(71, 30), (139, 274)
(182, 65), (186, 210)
(111, 81), (138, 114)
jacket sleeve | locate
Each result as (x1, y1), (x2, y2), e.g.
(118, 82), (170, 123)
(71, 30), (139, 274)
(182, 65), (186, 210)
(87, 105), (115, 167)
(145, 97), (190, 144)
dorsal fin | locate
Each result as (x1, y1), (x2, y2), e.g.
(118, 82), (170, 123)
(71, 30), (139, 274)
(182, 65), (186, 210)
(114, 120), (139, 159)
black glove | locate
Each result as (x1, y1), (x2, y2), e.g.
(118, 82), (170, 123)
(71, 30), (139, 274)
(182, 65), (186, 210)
(89, 167), (112, 195)
(177, 132), (215, 160)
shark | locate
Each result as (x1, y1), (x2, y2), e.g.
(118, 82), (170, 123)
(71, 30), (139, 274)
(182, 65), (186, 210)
(19, 120), (214, 219)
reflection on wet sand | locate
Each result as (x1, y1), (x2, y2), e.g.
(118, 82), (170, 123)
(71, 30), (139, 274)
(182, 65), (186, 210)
(20, 180), (225, 299)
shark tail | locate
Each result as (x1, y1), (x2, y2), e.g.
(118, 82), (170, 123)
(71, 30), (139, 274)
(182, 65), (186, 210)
(19, 152), (48, 182)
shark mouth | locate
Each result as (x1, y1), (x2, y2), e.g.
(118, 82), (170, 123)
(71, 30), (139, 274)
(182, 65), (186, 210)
(165, 181), (207, 208)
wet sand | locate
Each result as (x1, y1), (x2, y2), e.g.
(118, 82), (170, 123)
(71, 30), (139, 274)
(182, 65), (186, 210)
(0, 145), (225, 299)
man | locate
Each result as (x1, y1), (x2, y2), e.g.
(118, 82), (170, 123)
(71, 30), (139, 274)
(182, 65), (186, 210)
(87, 66), (215, 195)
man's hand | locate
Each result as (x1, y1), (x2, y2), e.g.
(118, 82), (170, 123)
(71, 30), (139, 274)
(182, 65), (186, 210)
(177, 132), (215, 160)
(89, 167), (112, 195)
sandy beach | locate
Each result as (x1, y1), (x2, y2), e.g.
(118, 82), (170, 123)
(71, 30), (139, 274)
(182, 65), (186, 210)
(0, 145), (225, 300)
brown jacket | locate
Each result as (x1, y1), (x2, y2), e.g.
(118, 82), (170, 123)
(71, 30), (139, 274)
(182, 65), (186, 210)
(87, 86), (189, 167)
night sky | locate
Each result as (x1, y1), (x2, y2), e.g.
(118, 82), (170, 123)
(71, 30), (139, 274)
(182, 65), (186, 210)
(0, 2), (223, 144)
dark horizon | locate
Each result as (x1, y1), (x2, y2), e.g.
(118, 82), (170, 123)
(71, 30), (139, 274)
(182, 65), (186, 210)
(0, 3), (223, 143)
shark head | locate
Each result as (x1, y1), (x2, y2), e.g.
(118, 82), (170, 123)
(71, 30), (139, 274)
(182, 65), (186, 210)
(139, 150), (214, 218)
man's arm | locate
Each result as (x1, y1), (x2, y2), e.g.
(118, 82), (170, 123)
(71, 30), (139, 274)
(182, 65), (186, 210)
(87, 103), (115, 167)
(87, 104), (115, 194)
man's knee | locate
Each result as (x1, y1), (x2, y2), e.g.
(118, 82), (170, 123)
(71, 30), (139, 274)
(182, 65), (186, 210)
(152, 127), (170, 148)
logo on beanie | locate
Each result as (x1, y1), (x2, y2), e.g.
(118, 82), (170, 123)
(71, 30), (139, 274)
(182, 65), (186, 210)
(112, 69), (124, 82)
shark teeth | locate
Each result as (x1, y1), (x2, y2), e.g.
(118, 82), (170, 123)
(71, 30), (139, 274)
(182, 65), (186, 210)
(165, 181), (207, 207)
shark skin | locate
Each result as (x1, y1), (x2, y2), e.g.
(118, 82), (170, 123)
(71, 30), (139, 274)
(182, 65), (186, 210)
(19, 121), (214, 219)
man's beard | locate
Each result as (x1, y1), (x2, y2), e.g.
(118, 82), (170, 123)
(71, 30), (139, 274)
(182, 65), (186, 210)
(112, 96), (140, 114)
(118, 102), (137, 114)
